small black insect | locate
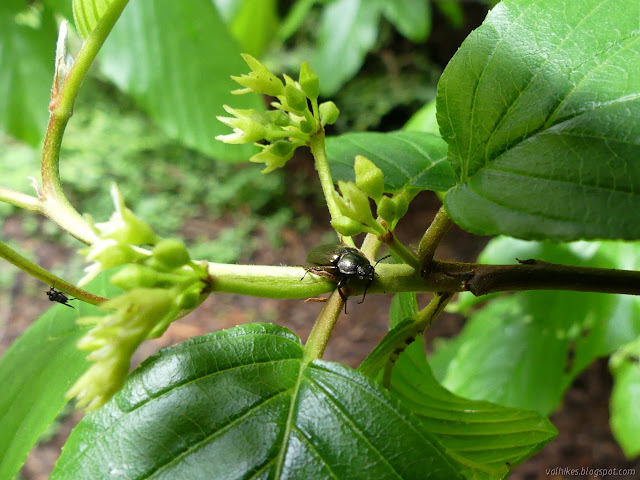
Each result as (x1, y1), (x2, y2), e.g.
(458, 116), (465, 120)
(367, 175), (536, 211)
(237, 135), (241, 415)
(302, 244), (390, 312)
(45, 282), (75, 308)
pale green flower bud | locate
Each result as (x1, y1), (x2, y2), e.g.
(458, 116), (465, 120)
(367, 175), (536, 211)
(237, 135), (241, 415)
(299, 62), (319, 100)
(66, 356), (130, 411)
(355, 155), (384, 202)
(110, 264), (181, 290)
(299, 119), (316, 134)
(319, 101), (339, 125)
(284, 84), (308, 113)
(68, 288), (177, 410)
(341, 181), (373, 222)
(216, 106), (269, 144)
(176, 282), (204, 310)
(153, 239), (190, 269)
(270, 140), (296, 157)
(79, 241), (146, 286)
(250, 142), (295, 173)
(392, 194), (410, 221)
(331, 216), (366, 236)
(230, 54), (284, 97)
(94, 184), (158, 246)
(333, 186), (357, 218)
(266, 109), (292, 127)
(377, 195), (397, 222)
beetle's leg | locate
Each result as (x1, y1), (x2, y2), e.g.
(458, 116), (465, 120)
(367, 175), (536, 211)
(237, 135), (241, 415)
(357, 282), (369, 304)
(336, 278), (349, 314)
(302, 266), (339, 281)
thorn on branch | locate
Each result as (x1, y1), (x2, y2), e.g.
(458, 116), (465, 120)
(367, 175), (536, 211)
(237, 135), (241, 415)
(516, 258), (537, 265)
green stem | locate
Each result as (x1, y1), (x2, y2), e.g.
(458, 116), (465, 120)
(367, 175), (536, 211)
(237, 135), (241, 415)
(41, 0), (131, 245)
(360, 231), (382, 261)
(381, 292), (453, 388)
(0, 240), (107, 306)
(385, 233), (420, 270)
(0, 186), (41, 213)
(302, 290), (344, 363)
(308, 132), (355, 247)
(207, 262), (449, 298)
(358, 292), (454, 382)
(415, 291), (454, 332)
(277, 0), (316, 40)
(417, 205), (454, 267)
(310, 97), (319, 120)
(204, 259), (640, 298)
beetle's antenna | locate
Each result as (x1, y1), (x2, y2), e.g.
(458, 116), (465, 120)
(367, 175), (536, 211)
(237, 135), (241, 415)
(374, 255), (392, 267)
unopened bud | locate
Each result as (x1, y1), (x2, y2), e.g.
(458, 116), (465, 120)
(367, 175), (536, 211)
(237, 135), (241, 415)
(355, 155), (384, 202)
(299, 62), (319, 100)
(319, 101), (339, 125)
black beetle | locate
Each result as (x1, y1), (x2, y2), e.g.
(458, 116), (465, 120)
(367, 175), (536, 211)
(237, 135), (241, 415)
(45, 282), (75, 308)
(302, 244), (390, 312)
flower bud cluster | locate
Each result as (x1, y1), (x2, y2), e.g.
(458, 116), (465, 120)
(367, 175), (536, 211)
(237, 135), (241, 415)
(69, 184), (209, 410)
(331, 155), (414, 237)
(216, 54), (339, 173)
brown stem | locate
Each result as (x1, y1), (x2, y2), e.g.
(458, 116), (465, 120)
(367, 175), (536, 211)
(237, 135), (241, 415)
(428, 259), (640, 297)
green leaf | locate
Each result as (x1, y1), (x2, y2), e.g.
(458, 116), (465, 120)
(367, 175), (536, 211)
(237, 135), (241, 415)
(52, 323), (468, 479)
(326, 131), (456, 193)
(358, 292), (419, 378)
(382, 294), (557, 478)
(358, 318), (420, 378)
(431, 237), (640, 415)
(227, 0), (278, 58)
(610, 336), (640, 458)
(390, 342), (557, 479)
(389, 291), (419, 328)
(98, 0), (261, 162)
(0, 274), (116, 480)
(403, 99), (439, 134)
(0, 4), (56, 145)
(313, 0), (382, 96)
(380, 0), (431, 42)
(438, 0), (640, 241)
(434, 295), (579, 415)
(72, 0), (113, 38)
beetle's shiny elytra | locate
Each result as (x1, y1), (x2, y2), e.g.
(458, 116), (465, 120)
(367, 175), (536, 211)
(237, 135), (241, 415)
(45, 282), (75, 308)
(303, 244), (389, 312)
